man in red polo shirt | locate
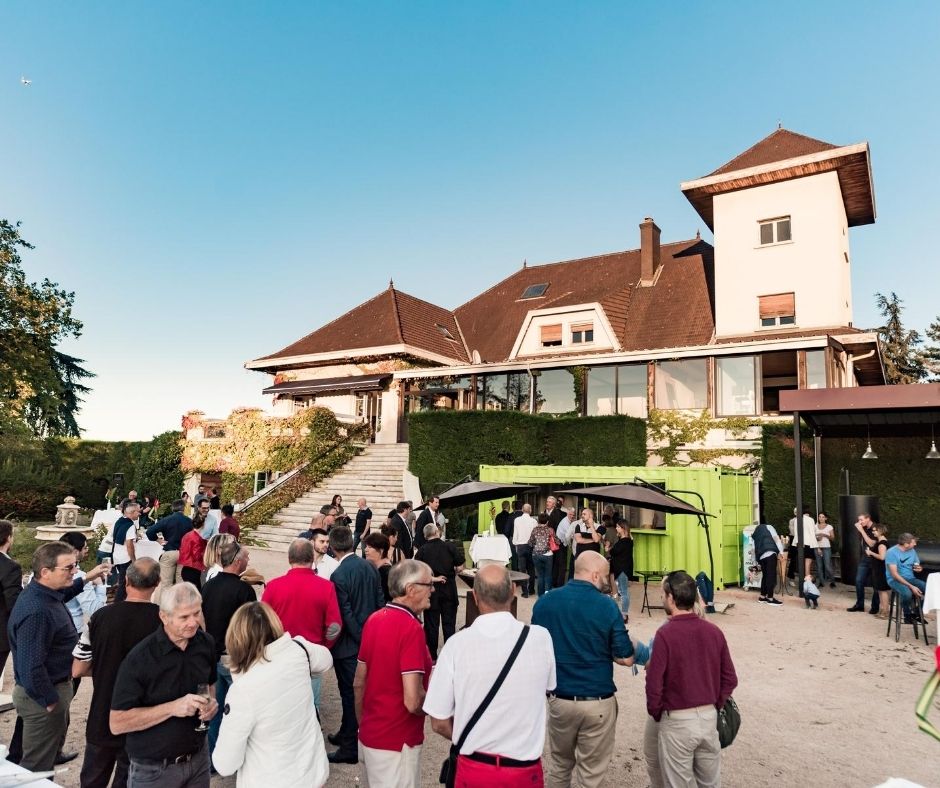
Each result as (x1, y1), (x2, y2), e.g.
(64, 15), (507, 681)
(262, 538), (342, 709)
(355, 559), (434, 788)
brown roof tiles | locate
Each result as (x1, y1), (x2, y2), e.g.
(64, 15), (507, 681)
(707, 128), (838, 177)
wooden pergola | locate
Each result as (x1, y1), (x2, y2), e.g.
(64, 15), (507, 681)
(779, 384), (940, 579)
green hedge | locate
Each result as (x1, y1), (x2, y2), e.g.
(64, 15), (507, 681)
(762, 423), (940, 541)
(408, 411), (646, 497)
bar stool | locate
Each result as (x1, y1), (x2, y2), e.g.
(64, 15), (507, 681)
(885, 589), (930, 645)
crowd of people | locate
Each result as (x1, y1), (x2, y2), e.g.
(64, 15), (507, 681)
(0, 486), (743, 788)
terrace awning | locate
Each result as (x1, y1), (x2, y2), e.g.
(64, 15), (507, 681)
(262, 374), (390, 397)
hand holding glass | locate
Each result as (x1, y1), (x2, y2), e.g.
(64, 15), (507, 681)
(194, 684), (210, 731)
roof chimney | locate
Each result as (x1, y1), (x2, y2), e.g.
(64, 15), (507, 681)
(639, 217), (661, 286)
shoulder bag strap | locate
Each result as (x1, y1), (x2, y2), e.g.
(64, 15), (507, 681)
(453, 625), (530, 752)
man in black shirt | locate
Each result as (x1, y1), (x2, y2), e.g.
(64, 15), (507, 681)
(200, 542), (255, 756)
(353, 497), (372, 553)
(145, 499), (193, 589)
(493, 500), (511, 541)
(110, 582), (218, 788)
(392, 501), (414, 558)
(414, 495), (440, 551)
(414, 523), (465, 660)
(73, 558), (162, 788)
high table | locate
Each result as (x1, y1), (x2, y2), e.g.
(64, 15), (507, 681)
(0, 757), (60, 786)
(458, 569), (530, 626)
(924, 572), (940, 621)
(636, 571), (667, 616)
(468, 534), (512, 566)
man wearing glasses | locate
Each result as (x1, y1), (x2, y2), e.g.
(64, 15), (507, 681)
(8, 542), (110, 771)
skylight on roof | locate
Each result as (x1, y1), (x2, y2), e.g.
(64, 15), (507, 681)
(435, 323), (457, 342)
(521, 283), (549, 299)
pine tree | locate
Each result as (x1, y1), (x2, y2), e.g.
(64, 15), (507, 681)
(874, 292), (926, 384)
(924, 316), (940, 382)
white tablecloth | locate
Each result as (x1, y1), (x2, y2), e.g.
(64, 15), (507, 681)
(469, 534), (512, 566)
(90, 509), (122, 530)
(0, 757), (60, 786)
(923, 572), (940, 616)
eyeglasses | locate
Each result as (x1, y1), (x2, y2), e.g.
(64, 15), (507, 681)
(411, 582), (434, 588)
(54, 563), (78, 572)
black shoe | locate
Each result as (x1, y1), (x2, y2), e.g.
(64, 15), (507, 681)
(846, 606), (864, 612)
(869, 609), (880, 615)
(327, 732), (341, 746)
(829, 582), (837, 589)
(328, 751), (358, 765)
(55, 751), (79, 765)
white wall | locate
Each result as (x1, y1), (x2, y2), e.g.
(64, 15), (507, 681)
(713, 171), (852, 337)
(514, 306), (615, 357)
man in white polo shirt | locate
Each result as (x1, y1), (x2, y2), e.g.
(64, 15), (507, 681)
(424, 564), (555, 786)
(511, 504), (538, 598)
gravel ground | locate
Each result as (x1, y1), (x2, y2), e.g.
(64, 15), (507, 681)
(4, 547), (936, 787)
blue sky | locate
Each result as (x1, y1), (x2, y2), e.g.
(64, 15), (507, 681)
(3, 2), (938, 440)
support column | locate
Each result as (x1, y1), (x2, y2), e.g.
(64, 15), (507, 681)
(793, 412), (804, 595)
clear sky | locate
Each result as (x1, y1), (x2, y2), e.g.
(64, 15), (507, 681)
(3, 2), (938, 440)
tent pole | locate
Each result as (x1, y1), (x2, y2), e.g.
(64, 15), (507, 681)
(794, 412), (804, 597)
(664, 487), (716, 601)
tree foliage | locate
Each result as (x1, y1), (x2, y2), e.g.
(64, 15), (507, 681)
(924, 316), (940, 382)
(0, 220), (93, 436)
(874, 292), (926, 384)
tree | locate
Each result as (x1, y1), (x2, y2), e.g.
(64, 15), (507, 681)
(874, 292), (926, 384)
(0, 220), (92, 436)
(924, 316), (940, 382)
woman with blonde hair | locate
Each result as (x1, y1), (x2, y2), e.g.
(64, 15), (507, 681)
(203, 533), (235, 584)
(213, 602), (333, 786)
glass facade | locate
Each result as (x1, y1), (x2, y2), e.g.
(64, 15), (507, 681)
(535, 369), (579, 414)
(654, 360), (708, 410)
(716, 356), (758, 416)
(586, 366), (616, 416)
(616, 365), (648, 418)
(805, 350), (827, 389)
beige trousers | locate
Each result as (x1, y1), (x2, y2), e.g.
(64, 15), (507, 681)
(545, 695), (617, 788)
(644, 716), (664, 788)
(359, 742), (422, 788)
(657, 706), (721, 788)
(158, 549), (179, 587)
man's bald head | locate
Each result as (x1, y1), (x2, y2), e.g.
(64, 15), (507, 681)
(574, 550), (611, 592)
(473, 564), (514, 612)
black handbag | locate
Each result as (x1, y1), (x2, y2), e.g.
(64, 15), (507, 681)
(716, 696), (741, 748)
(438, 625), (530, 787)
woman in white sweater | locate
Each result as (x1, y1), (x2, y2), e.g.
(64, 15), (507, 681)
(212, 601), (333, 787)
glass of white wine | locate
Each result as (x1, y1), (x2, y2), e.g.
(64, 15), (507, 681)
(194, 683), (210, 732)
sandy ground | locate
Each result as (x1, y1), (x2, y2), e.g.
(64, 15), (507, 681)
(4, 547), (937, 787)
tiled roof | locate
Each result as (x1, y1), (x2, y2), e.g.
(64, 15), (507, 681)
(454, 239), (714, 362)
(707, 128), (838, 177)
(255, 286), (469, 364)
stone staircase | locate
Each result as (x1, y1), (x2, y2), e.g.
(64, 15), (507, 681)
(253, 443), (409, 551)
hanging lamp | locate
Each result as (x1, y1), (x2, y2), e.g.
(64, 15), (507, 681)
(862, 426), (878, 460)
(927, 424), (940, 460)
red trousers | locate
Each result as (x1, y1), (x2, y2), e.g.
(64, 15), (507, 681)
(455, 754), (543, 787)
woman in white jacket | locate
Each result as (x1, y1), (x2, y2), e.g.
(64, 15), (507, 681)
(212, 601), (333, 787)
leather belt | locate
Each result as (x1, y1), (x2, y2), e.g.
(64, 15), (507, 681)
(135, 751), (200, 767)
(463, 752), (540, 768)
(548, 692), (614, 702)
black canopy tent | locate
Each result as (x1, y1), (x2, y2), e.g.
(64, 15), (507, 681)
(414, 479), (537, 510)
(557, 480), (717, 605)
(779, 383), (940, 585)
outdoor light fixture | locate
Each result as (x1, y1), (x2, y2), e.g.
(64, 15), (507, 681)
(927, 425), (940, 460)
(862, 427), (878, 460)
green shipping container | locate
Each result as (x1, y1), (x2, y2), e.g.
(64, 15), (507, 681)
(475, 464), (754, 590)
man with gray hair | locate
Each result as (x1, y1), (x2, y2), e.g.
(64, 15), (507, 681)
(355, 560), (434, 787)
(73, 558), (162, 788)
(328, 525), (385, 764)
(415, 523), (465, 660)
(512, 503), (538, 597)
(425, 565), (556, 785)
(110, 582), (218, 787)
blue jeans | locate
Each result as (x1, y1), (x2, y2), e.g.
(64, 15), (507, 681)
(854, 558), (879, 612)
(208, 661), (232, 757)
(616, 572), (630, 616)
(888, 577), (926, 617)
(815, 548), (834, 583)
(311, 674), (322, 709)
(533, 553), (553, 596)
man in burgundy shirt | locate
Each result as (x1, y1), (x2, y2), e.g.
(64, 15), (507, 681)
(354, 559), (434, 788)
(261, 538), (342, 709)
(645, 571), (737, 787)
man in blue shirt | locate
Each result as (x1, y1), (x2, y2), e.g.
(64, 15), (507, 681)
(885, 533), (925, 622)
(532, 550), (634, 788)
(145, 498), (194, 589)
(9, 542), (109, 771)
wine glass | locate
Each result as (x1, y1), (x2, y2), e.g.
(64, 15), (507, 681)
(194, 683), (210, 732)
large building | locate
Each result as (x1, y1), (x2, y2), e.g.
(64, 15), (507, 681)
(246, 128), (883, 446)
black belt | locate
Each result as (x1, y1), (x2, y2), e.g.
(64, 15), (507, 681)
(548, 692), (614, 702)
(134, 750), (200, 768)
(463, 752), (540, 768)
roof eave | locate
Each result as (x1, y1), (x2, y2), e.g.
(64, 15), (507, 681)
(245, 344), (464, 372)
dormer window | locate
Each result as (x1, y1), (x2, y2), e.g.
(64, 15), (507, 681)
(759, 292), (796, 327)
(521, 283), (549, 299)
(540, 324), (562, 347)
(571, 322), (594, 344)
(759, 216), (791, 245)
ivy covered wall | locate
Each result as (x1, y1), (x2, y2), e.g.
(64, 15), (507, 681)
(408, 411), (646, 497)
(762, 423), (940, 541)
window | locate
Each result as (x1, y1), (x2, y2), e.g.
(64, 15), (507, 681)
(586, 365), (648, 417)
(586, 367), (616, 416)
(535, 369), (578, 414)
(759, 216), (791, 245)
(716, 356), (758, 416)
(435, 323), (456, 341)
(571, 322), (594, 344)
(655, 359), (708, 410)
(759, 292), (795, 327)
(540, 324), (562, 347)
(521, 283), (549, 299)
(805, 350), (826, 389)
(482, 373), (530, 411)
